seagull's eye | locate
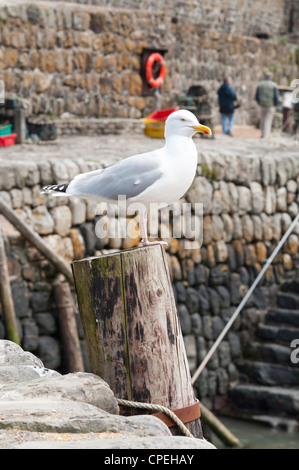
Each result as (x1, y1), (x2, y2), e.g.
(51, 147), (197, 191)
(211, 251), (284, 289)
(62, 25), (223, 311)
(180, 118), (186, 122)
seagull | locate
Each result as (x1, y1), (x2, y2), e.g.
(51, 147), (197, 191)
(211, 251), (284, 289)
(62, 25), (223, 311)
(42, 109), (211, 246)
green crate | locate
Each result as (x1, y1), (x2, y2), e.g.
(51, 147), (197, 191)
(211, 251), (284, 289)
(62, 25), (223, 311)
(0, 124), (13, 136)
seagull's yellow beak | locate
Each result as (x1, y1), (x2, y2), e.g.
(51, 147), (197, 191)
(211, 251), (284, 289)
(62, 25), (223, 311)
(191, 124), (212, 135)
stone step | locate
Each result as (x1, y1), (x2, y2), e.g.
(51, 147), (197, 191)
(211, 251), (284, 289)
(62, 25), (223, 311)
(249, 414), (299, 432)
(239, 360), (299, 386)
(229, 384), (299, 419)
(266, 308), (299, 328)
(244, 342), (293, 366)
(277, 292), (299, 310)
(280, 279), (299, 294)
(227, 410), (299, 432)
(256, 324), (299, 345)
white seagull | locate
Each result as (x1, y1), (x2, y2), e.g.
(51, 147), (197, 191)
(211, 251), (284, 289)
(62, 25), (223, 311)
(42, 109), (211, 246)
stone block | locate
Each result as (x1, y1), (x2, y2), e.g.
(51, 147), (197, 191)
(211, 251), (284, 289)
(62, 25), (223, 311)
(238, 186), (251, 214)
(0, 191), (12, 207)
(215, 240), (228, 263)
(174, 281), (186, 303)
(209, 265), (229, 287)
(37, 336), (61, 370)
(181, 258), (195, 285)
(11, 281), (30, 318)
(37, 161), (53, 186)
(31, 206), (54, 235)
(222, 213), (234, 242)
(252, 215), (263, 240)
(50, 160), (69, 184)
(202, 215), (213, 244)
(51, 205), (72, 237)
(250, 182), (264, 214)
(169, 255), (182, 281)
(62, 237), (74, 263)
(0, 164), (15, 190)
(22, 188), (33, 206)
(183, 335), (197, 374)
(16, 162), (40, 188)
(69, 228), (85, 260)
(80, 222), (97, 255)
(232, 214), (242, 239)
(30, 291), (51, 313)
(206, 244), (216, 267)
(177, 304), (192, 335)
(186, 177), (213, 215)
(276, 187), (287, 212)
(216, 368), (229, 395)
(227, 182), (238, 212)
(212, 316), (225, 340)
(212, 215), (224, 241)
(186, 287), (199, 313)
(229, 272), (242, 305)
(218, 341), (231, 368)
(256, 241), (267, 263)
(202, 316), (213, 340)
(34, 313), (57, 335)
(260, 213), (273, 240)
(191, 313), (202, 336)
(22, 318), (39, 352)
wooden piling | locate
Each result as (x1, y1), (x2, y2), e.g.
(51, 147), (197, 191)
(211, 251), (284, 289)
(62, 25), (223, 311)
(53, 281), (85, 373)
(0, 226), (20, 345)
(72, 245), (203, 438)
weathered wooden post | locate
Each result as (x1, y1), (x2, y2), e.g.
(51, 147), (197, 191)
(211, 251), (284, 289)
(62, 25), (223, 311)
(0, 226), (20, 345)
(53, 280), (85, 373)
(72, 245), (203, 438)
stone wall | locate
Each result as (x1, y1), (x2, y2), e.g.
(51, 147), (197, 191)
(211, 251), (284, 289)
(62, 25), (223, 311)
(0, 2), (298, 125)
(39, 0), (292, 37)
(0, 150), (298, 411)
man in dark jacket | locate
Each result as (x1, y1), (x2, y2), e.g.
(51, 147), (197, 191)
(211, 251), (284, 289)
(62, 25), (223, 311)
(217, 77), (237, 136)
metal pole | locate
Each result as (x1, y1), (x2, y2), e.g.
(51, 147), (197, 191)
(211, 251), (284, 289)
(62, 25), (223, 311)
(191, 212), (299, 385)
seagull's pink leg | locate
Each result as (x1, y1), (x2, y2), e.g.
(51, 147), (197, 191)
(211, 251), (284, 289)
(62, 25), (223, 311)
(140, 210), (168, 247)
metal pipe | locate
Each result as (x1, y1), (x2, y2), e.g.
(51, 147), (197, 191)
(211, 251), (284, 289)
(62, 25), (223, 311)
(191, 211), (299, 385)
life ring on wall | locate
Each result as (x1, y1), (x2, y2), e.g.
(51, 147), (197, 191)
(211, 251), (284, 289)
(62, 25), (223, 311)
(145, 53), (166, 88)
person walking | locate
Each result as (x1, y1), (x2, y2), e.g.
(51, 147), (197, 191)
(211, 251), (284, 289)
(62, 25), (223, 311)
(217, 76), (237, 136)
(255, 72), (279, 138)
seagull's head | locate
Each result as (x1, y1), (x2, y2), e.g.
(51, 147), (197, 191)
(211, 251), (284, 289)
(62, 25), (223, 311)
(164, 109), (212, 139)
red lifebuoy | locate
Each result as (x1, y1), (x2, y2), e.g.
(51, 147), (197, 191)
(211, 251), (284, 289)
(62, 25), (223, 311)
(145, 53), (166, 88)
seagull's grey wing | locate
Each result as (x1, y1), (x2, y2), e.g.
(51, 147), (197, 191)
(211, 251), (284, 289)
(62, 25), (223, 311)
(66, 152), (164, 201)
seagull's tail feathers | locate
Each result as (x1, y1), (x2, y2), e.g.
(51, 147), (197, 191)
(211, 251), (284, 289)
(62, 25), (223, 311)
(41, 168), (105, 198)
(41, 183), (69, 195)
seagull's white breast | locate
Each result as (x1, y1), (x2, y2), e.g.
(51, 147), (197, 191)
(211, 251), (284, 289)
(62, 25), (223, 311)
(129, 137), (198, 207)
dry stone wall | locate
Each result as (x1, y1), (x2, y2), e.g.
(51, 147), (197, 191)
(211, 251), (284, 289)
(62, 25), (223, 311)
(42, 0), (293, 38)
(0, 150), (298, 411)
(0, 2), (298, 125)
